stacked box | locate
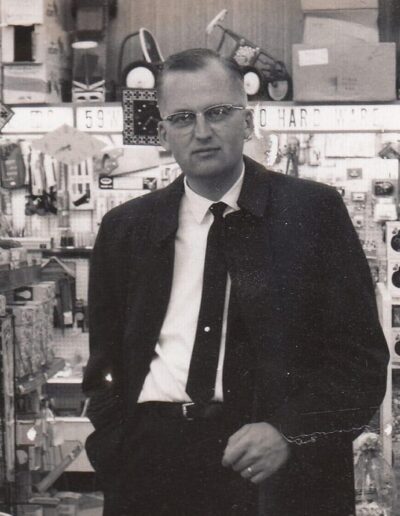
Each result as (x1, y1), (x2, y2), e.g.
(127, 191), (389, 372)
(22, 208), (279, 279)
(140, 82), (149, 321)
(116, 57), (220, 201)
(15, 282), (56, 303)
(292, 42), (396, 102)
(16, 504), (43, 516)
(9, 247), (28, 268)
(1, 0), (71, 104)
(294, 0), (396, 101)
(10, 281), (56, 375)
(0, 295), (6, 316)
(301, 0), (379, 44)
(0, 248), (11, 270)
(0, 315), (15, 482)
(303, 16), (378, 45)
(14, 325), (34, 377)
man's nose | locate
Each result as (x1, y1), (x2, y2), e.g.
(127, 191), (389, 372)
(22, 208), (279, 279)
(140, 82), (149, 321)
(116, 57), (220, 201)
(193, 113), (212, 139)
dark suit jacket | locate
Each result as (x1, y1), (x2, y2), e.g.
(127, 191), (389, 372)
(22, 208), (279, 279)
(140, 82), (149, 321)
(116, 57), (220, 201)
(83, 156), (388, 515)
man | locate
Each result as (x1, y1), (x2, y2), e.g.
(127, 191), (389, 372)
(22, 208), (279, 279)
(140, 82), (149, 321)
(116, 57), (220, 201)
(83, 49), (388, 516)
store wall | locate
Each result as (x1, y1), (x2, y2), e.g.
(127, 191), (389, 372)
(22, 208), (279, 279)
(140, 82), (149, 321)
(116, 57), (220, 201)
(106, 0), (304, 86)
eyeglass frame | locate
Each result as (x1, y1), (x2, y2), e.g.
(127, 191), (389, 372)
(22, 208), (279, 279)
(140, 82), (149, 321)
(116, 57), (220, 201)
(161, 103), (246, 129)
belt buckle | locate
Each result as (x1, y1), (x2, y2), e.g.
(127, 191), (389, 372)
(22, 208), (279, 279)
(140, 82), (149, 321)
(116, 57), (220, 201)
(182, 402), (196, 420)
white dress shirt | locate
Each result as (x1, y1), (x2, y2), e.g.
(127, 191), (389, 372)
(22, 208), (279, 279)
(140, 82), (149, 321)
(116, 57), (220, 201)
(138, 168), (244, 403)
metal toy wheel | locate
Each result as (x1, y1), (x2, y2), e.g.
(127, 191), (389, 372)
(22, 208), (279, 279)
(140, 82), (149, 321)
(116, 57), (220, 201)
(242, 67), (263, 99)
(266, 79), (290, 101)
(123, 61), (156, 89)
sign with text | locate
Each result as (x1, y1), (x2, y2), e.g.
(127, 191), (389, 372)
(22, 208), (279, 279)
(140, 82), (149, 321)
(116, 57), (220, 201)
(76, 106), (123, 133)
(0, 103), (14, 132)
(252, 104), (400, 133)
(2, 107), (73, 134)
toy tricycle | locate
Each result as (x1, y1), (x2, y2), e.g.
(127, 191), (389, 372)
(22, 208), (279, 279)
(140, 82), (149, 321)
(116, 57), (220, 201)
(206, 9), (291, 100)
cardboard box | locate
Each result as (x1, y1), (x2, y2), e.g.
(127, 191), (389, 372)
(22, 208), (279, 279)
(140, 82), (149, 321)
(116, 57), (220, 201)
(304, 8), (378, 24)
(0, 294), (6, 317)
(301, 0), (378, 9)
(16, 421), (43, 446)
(9, 302), (40, 326)
(15, 351), (33, 378)
(303, 15), (378, 45)
(14, 283), (55, 303)
(2, 0), (64, 26)
(3, 63), (63, 104)
(0, 248), (11, 268)
(292, 43), (396, 102)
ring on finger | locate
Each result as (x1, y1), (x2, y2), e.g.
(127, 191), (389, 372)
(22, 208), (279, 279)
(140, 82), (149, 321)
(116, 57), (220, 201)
(246, 466), (253, 476)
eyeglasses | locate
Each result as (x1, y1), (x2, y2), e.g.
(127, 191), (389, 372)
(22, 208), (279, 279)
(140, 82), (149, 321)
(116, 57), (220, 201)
(162, 104), (245, 130)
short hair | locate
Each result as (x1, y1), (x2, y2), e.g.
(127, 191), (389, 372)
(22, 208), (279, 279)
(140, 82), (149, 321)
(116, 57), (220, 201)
(156, 48), (245, 107)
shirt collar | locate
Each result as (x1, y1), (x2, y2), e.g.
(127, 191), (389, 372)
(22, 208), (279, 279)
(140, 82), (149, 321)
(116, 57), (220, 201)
(183, 164), (245, 224)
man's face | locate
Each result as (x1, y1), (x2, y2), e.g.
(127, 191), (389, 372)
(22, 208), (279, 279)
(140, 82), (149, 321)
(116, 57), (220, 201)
(158, 60), (253, 187)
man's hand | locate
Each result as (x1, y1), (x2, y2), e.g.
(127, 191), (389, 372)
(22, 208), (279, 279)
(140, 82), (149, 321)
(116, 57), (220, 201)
(222, 422), (290, 484)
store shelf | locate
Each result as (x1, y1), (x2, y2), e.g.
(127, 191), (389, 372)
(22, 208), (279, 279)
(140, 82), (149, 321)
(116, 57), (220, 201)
(0, 265), (40, 292)
(17, 358), (66, 395)
(42, 248), (92, 259)
(47, 376), (83, 384)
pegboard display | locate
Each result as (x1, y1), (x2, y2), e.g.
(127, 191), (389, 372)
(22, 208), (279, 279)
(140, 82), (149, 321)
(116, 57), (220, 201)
(245, 132), (400, 285)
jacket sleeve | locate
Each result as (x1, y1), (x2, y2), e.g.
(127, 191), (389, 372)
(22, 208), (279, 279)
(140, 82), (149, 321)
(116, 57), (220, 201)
(82, 215), (124, 429)
(268, 189), (389, 442)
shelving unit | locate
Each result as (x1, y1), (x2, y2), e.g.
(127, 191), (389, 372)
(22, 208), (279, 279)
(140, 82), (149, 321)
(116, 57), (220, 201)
(0, 264), (82, 513)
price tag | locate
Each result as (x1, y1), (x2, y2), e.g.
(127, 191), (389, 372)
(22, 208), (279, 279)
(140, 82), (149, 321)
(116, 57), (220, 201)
(76, 106), (123, 132)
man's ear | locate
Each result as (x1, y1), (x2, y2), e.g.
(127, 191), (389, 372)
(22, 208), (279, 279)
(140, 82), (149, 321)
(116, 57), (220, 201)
(244, 109), (254, 141)
(158, 121), (171, 151)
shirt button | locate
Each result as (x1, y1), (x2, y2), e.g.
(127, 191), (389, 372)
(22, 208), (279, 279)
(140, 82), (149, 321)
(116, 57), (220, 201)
(204, 326), (211, 332)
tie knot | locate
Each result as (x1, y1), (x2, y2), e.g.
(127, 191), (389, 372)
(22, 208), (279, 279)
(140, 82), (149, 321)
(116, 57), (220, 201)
(209, 202), (227, 220)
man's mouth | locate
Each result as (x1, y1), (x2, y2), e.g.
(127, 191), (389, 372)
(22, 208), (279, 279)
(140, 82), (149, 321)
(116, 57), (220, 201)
(192, 147), (220, 156)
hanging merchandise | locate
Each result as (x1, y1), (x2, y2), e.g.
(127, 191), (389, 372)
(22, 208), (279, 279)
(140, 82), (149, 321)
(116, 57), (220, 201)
(354, 433), (397, 515)
(206, 9), (291, 100)
(25, 150), (58, 216)
(0, 142), (26, 189)
(69, 159), (94, 210)
(30, 149), (45, 196)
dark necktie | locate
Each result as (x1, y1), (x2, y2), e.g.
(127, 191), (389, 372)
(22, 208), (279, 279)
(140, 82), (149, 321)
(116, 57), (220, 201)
(186, 202), (228, 403)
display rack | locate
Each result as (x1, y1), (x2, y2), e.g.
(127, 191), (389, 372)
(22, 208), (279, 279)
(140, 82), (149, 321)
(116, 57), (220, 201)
(0, 265), (81, 513)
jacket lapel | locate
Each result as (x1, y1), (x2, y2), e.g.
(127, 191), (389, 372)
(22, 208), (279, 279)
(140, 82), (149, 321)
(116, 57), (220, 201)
(226, 156), (275, 312)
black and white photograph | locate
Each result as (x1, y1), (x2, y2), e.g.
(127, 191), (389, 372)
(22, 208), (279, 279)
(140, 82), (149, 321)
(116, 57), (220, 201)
(0, 1), (398, 515)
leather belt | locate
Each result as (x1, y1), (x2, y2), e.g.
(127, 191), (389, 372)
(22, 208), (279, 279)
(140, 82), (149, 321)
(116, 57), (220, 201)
(136, 401), (225, 421)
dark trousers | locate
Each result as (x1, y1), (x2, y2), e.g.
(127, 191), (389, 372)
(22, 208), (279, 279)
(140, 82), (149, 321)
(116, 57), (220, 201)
(101, 410), (258, 516)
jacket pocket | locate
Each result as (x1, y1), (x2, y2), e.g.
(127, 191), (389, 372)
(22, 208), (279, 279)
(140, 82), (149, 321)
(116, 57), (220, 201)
(86, 386), (123, 430)
(85, 419), (125, 487)
(85, 387), (125, 487)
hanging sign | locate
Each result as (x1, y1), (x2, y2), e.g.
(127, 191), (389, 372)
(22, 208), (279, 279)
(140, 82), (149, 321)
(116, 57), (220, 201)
(2, 107), (73, 134)
(0, 103), (14, 132)
(252, 103), (400, 133)
(76, 106), (123, 133)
